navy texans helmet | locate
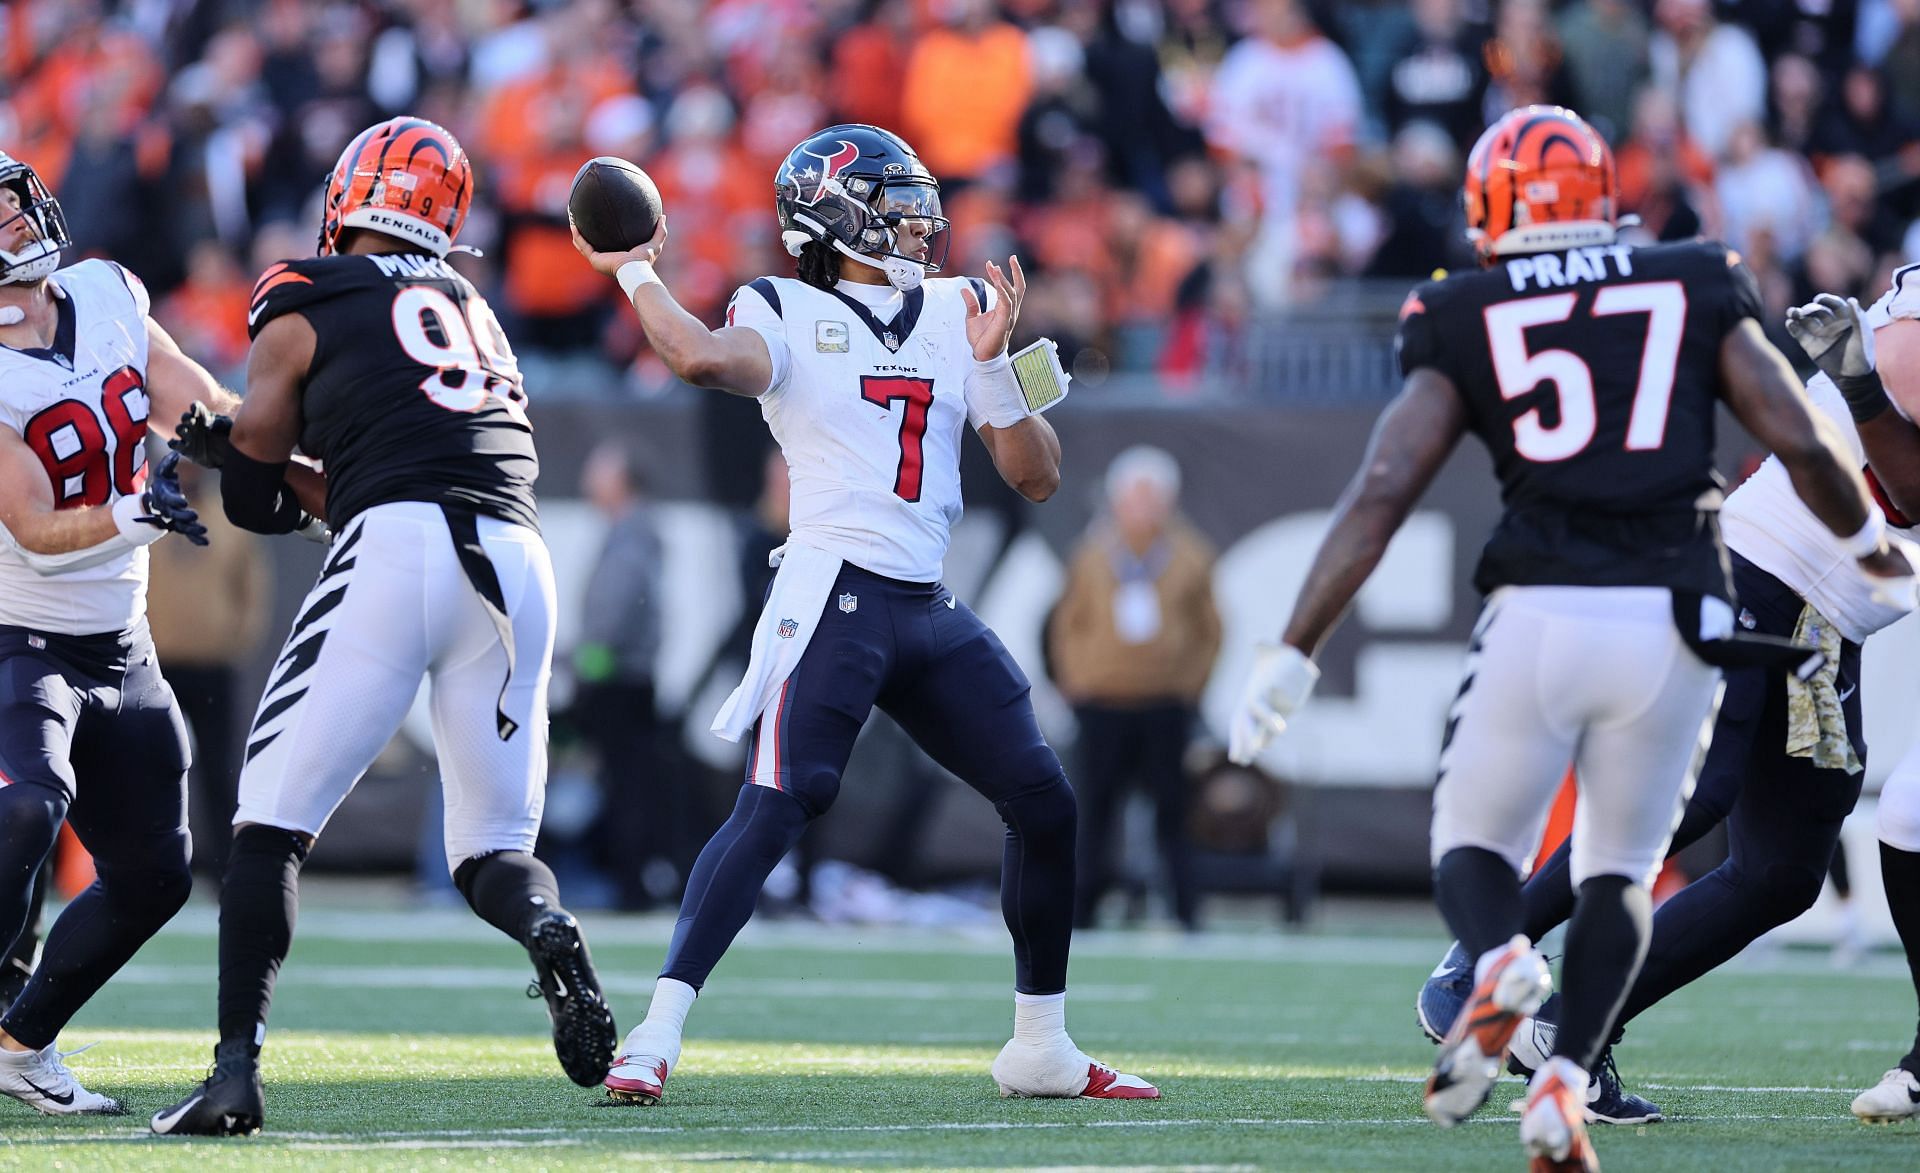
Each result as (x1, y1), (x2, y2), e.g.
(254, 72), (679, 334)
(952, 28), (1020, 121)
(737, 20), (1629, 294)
(775, 124), (950, 291)
(0, 152), (69, 285)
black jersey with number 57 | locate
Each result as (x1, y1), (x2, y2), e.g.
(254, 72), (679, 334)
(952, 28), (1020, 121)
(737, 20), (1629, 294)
(1395, 239), (1764, 601)
(246, 253), (538, 532)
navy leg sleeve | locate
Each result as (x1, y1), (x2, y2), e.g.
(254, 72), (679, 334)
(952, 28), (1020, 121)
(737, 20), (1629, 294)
(883, 592), (1075, 992)
(660, 785), (811, 990)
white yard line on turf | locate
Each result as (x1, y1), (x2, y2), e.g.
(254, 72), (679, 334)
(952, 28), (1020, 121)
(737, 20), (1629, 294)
(145, 907), (1920, 979)
(1352, 1073), (1856, 1095)
(107, 964), (1152, 1003)
(27, 1112), (1862, 1145)
(150, 907), (1445, 966)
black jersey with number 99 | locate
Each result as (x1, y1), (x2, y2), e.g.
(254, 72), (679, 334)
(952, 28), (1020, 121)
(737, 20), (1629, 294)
(1395, 239), (1764, 602)
(245, 252), (538, 532)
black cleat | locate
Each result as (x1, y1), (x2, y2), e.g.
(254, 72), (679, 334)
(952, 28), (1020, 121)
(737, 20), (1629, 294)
(150, 1041), (264, 1137)
(1587, 1049), (1662, 1125)
(525, 909), (618, 1087)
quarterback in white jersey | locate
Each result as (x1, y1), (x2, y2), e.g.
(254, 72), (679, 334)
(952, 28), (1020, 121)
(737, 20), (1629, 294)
(0, 151), (233, 1115)
(574, 124), (1157, 1106)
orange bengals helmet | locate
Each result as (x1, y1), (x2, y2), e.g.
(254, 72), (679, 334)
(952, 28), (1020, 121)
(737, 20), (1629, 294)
(318, 116), (473, 258)
(1463, 106), (1617, 263)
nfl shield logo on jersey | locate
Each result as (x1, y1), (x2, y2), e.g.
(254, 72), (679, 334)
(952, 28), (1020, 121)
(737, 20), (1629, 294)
(882, 330), (899, 351)
(838, 593), (858, 613)
(777, 617), (798, 639)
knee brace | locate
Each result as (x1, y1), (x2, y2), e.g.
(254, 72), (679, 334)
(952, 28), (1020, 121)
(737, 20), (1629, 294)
(996, 775), (1077, 847)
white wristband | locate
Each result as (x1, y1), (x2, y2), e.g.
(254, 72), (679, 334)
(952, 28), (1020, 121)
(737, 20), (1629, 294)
(968, 351), (1029, 430)
(1843, 508), (1887, 559)
(616, 260), (661, 301)
(110, 493), (165, 548)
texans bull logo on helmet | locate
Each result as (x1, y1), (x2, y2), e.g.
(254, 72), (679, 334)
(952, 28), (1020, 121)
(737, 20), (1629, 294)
(785, 140), (860, 207)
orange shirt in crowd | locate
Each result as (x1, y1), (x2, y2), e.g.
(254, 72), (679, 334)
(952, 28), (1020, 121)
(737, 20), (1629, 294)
(900, 23), (1031, 181)
(498, 149), (609, 319)
(159, 278), (252, 372)
(8, 20), (161, 188)
(647, 141), (769, 320)
(478, 60), (637, 320)
(1123, 221), (1204, 322)
(1025, 193), (1119, 286)
(831, 21), (909, 130)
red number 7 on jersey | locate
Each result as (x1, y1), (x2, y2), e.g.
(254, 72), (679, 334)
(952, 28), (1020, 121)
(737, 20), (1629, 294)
(860, 375), (934, 502)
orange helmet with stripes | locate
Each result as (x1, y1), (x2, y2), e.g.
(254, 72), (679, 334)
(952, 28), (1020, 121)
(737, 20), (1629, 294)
(1463, 106), (1617, 263)
(318, 117), (472, 258)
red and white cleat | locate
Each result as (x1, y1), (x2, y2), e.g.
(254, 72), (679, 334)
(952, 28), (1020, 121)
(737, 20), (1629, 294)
(1522, 1058), (1601, 1172)
(604, 1053), (670, 1106)
(992, 1039), (1160, 1099)
(1078, 1060), (1161, 1099)
(1424, 934), (1552, 1127)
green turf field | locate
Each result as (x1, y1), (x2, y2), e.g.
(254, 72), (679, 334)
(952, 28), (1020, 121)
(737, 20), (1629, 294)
(3, 899), (1916, 1169)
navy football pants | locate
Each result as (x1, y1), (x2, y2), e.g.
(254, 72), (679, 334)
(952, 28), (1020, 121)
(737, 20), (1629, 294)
(665, 565), (1076, 993)
(0, 623), (193, 1048)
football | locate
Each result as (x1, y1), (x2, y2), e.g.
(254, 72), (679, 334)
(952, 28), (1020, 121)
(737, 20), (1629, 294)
(567, 156), (663, 253)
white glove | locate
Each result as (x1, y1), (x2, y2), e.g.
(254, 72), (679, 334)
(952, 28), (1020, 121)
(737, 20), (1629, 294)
(1786, 293), (1889, 424)
(1785, 292), (1876, 380)
(1227, 642), (1321, 766)
(1862, 533), (1920, 616)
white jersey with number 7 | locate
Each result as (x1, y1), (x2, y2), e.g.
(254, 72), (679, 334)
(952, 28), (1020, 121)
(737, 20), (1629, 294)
(724, 273), (997, 582)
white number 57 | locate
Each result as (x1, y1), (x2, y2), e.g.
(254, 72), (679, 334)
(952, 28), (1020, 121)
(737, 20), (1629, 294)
(1484, 281), (1686, 463)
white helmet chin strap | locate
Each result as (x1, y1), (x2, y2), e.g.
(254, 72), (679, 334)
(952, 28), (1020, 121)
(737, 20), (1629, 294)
(831, 238), (925, 292)
(879, 252), (926, 292)
(0, 239), (59, 286)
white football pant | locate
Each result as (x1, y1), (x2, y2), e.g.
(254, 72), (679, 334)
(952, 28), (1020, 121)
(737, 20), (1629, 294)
(1879, 736), (1920, 853)
(1431, 585), (1721, 888)
(235, 500), (554, 872)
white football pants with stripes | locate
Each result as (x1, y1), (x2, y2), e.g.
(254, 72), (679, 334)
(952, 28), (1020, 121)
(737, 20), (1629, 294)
(235, 500), (554, 872)
(1430, 585), (1721, 888)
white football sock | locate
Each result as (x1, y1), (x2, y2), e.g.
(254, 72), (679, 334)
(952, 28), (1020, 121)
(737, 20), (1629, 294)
(1013, 990), (1068, 1046)
(628, 977), (696, 1052)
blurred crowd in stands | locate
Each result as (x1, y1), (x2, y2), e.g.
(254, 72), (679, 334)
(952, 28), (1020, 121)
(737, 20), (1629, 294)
(6, 0), (1920, 392)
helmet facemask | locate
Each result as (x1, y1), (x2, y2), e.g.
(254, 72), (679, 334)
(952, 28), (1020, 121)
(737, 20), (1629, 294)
(841, 178), (950, 292)
(0, 159), (69, 286)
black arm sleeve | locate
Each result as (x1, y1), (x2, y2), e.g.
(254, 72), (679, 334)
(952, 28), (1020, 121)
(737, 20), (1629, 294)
(221, 448), (307, 535)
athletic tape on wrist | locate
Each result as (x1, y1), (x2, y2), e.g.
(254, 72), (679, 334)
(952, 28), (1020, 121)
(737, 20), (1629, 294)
(110, 494), (165, 548)
(970, 351), (1028, 429)
(617, 260), (662, 301)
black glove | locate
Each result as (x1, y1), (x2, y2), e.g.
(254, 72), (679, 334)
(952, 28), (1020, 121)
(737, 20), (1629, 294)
(170, 402), (235, 469)
(138, 451), (209, 546)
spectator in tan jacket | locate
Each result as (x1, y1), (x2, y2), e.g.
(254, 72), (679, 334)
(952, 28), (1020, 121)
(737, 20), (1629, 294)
(1050, 446), (1221, 930)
